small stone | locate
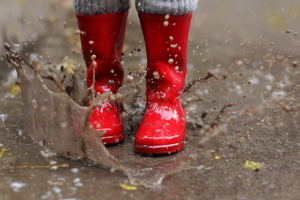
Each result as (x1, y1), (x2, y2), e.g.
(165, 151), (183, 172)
(60, 122), (67, 128)
(73, 178), (81, 183)
(236, 60), (243, 67)
(71, 168), (79, 173)
(53, 186), (61, 194)
(38, 16), (43, 21)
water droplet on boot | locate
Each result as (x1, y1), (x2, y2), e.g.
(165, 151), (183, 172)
(92, 61), (97, 68)
(153, 71), (160, 79)
(75, 30), (81, 35)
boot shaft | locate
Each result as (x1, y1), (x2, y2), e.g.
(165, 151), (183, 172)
(76, 12), (128, 94)
(139, 13), (192, 65)
(139, 13), (192, 104)
(76, 12), (128, 67)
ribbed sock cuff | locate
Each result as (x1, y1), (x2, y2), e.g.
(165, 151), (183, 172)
(135, 0), (198, 15)
(73, 0), (131, 15)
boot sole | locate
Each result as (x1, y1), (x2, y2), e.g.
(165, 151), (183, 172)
(94, 124), (124, 145)
(102, 133), (124, 145)
(134, 141), (185, 154)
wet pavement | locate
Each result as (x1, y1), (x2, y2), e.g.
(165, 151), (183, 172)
(1, 0), (300, 199)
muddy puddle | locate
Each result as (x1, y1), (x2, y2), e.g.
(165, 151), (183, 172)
(1, 0), (300, 199)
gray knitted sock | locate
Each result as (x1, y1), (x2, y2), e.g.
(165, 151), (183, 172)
(135, 0), (198, 15)
(73, 0), (131, 15)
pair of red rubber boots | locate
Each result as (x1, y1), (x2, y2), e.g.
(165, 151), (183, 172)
(76, 11), (192, 154)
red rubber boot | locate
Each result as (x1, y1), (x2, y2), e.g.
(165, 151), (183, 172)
(134, 13), (192, 154)
(76, 12), (128, 144)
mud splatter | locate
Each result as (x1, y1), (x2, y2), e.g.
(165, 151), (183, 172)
(4, 43), (128, 175)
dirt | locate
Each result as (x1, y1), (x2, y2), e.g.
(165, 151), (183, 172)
(1, 0), (300, 199)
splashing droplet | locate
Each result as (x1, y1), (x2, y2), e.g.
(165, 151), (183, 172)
(125, 75), (134, 83)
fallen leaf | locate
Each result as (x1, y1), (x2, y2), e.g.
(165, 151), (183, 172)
(119, 183), (137, 191)
(242, 160), (265, 171)
(214, 154), (221, 160)
(0, 164), (69, 171)
(10, 84), (20, 96)
(0, 146), (5, 159)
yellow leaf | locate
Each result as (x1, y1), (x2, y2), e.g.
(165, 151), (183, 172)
(10, 84), (20, 96)
(214, 154), (221, 160)
(0, 146), (4, 159)
(242, 160), (264, 171)
(119, 183), (137, 191)
(61, 56), (76, 74)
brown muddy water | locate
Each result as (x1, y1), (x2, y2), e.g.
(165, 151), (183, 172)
(1, 0), (300, 199)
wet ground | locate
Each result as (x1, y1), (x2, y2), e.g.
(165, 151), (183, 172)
(1, 0), (300, 199)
